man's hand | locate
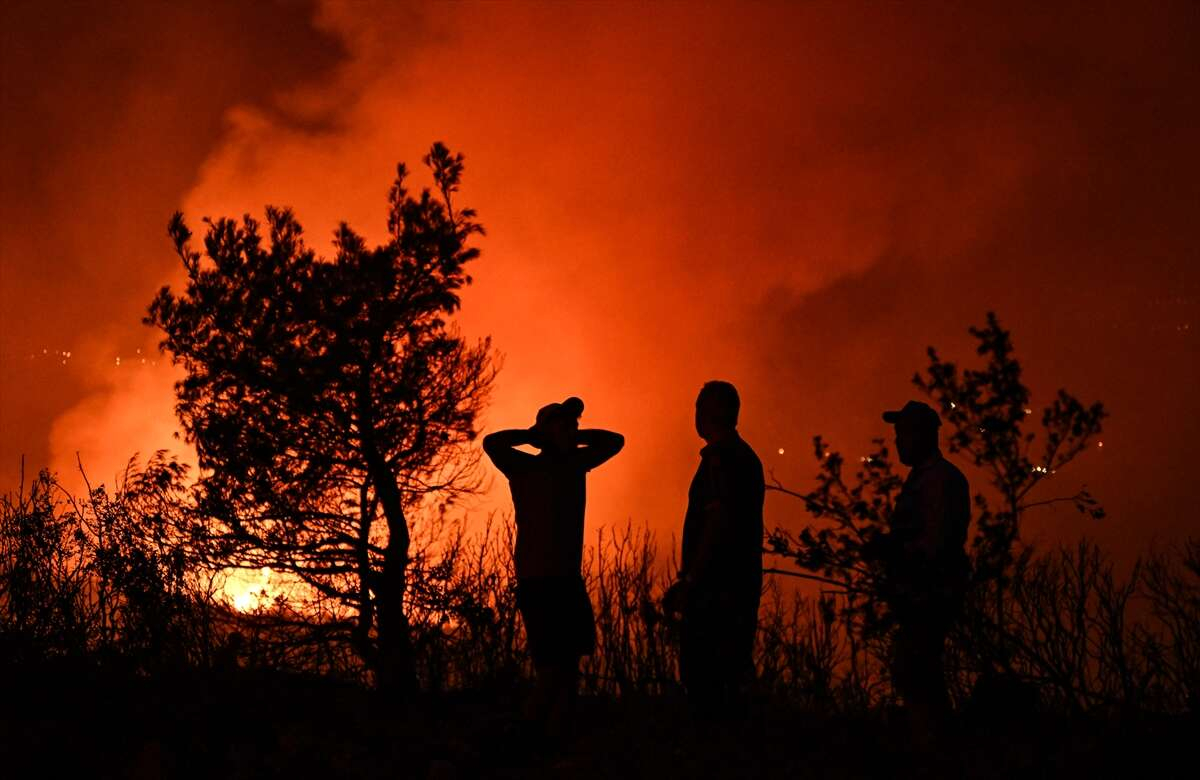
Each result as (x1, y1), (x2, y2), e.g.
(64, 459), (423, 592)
(524, 426), (546, 450)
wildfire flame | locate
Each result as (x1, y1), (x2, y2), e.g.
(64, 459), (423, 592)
(222, 567), (277, 612)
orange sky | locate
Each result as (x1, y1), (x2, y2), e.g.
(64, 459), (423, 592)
(2, 1), (1198, 572)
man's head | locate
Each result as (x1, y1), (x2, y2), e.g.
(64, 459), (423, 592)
(695, 380), (739, 443)
(533, 396), (584, 453)
(882, 400), (941, 466)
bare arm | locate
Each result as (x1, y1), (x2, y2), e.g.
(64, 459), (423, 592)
(574, 429), (624, 471)
(482, 428), (540, 476)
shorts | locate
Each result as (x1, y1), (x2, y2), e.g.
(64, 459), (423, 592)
(516, 575), (596, 666)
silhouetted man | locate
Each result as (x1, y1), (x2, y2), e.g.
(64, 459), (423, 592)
(483, 397), (623, 738)
(664, 381), (764, 719)
(875, 400), (970, 739)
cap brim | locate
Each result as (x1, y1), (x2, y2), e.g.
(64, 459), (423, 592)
(882, 410), (903, 423)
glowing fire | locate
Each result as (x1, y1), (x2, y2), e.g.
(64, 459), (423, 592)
(221, 567), (278, 612)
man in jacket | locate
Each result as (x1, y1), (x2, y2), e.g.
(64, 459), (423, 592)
(664, 381), (765, 720)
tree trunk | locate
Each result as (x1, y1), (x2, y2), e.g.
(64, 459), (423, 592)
(357, 381), (416, 694)
(378, 510), (415, 695)
(364, 443), (416, 695)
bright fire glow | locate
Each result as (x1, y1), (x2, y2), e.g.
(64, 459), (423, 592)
(222, 567), (278, 612)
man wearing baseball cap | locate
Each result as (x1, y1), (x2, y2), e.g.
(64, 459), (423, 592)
(483, 397), (624, 739)
(875, 400), (971, 741)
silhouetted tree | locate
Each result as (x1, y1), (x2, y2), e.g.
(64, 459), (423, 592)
(0, 453), (209, 671)
(914, 312), (1106, 586)
(1, 466), (94, 664)
(765, 437), (900, 702)
(1140, 539), (1200, 712)
(769, 313), (1107, 695)
(146, 143), (495, 691)
(83, 452), (196, 667)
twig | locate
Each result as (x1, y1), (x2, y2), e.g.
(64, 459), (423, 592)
(763, 567), (863, 594)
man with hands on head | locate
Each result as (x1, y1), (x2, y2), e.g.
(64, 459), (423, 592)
(482, 397), (623, 740)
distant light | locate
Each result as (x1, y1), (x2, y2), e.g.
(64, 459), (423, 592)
(777, 448), (785, 455)
(1024, 408), (1032, 415)
(949, 402), (956, 409)
(1098, 441), (1104, 448)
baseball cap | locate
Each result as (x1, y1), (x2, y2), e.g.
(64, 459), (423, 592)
(882, 400), (941, 428)
(535, 396), (584, 428)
